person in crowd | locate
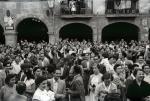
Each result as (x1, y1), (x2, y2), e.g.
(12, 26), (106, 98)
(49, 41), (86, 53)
(144, 45), (150, 65)
(47, 64), (56, 79)
(47, 68), (66, 101)
(32, 76), (51, 101)
(3, 58), (13, 75)
(135, 55), (145, 69)
(69, 0), (77, 14)
(143, 64), (150, 84)
(81, 53), (94, 95)
(97, 64), (107, 75)
(60, 60), (70, 80)
(126, 69), (150, 101)
(125, 64), (139, 89)
(9, 55), (22, 75)
(33, 67), (43, 80)
(88, 63), (102, 101)
(11, 82), (27, 101)
(38, 53), (49, 67)
(66, 65), (85, 101)
(100, 54), (116, 74)
(0, 39), (150, 101)
(113, 64), (126, 101)
(19, 63), (31, 82)
(0, 74), (17, 101)
(0, 62), (6, 89)
(46, 81), (55, 101)
(24, 67), (35, 101)
(95, 72), (117, 101)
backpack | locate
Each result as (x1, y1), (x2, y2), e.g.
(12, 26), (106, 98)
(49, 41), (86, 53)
(104, 93), (122, 101)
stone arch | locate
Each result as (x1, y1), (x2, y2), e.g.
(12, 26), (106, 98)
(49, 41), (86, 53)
(102, 22), (140, 43)
(16, 17), (49, 42)
(59, 22), (93, 42)
(101, 20), (141, 29)
(15, 15), (50, 32)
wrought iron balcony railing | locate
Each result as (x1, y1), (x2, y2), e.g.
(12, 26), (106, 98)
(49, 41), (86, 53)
(60, 0), (93, 16)
(105, 0), (139, 14)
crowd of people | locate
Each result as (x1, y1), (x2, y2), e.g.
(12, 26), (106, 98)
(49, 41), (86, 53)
(0, 39), (150, 101)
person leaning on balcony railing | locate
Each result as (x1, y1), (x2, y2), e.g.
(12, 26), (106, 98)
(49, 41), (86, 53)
(69, 0), (77, 14)
(131, 0), (138, 10)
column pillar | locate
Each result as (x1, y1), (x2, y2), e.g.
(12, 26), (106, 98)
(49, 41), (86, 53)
(92, 26), (98, 42)
(139, 27), (149, 41)
(48, 33), (55, 45)
(93, 34), (97, 42)
(139, 18), (149, 41)
(4, 30), (17, 47)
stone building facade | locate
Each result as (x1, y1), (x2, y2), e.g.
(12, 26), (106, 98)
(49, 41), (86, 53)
(0, 0), (149, 46)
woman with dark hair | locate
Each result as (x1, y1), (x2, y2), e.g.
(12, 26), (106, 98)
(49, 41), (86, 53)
(24, 68), (35, 101)
(0, 74), (17, 101)
(126, 69), (150, 101)
(97, 64), (106, 75)
(33, 67), (43, 79)
(66, 65), (85, 101)
(89, 63), (102, 101)
(32, 76), (53, 101)
(95, 73), (117, 101)
(11, 82), (27, 101)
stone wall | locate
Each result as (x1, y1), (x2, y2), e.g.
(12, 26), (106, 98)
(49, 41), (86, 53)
(0, 1), (148, 46)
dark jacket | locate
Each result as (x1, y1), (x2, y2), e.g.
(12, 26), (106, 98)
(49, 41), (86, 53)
(70, 74), (85, 101)
(126, 80), (150, 101)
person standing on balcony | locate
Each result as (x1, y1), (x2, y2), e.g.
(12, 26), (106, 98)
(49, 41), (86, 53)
(48, 0), (54, 15)
(131, 0), (138, 10)
(76, 0), (81, 14)
(69, 0), (77, 14)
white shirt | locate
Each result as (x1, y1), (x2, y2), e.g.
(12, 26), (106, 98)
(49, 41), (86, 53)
(61, 67), (64, 76)
(100, 58), (114, 73)
(10, 61), (21, 74)
(48, 0), (54, 8)
(53, 78), (58, 93)
(33, 88), (54, 101)
(47, 90), (55, 101)
(24, 79), (35, 91)
(87, 61), (90, 69)
(144, 74), (150, 84)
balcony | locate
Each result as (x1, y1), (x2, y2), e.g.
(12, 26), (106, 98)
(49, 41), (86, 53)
(105, 0), (139, 17)
(60, 0), (93, 19)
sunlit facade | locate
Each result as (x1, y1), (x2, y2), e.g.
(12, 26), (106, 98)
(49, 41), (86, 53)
(0, 0), (149, 45)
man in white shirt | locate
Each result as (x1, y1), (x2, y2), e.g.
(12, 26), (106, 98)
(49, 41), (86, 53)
(47, 68), (66, 101)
